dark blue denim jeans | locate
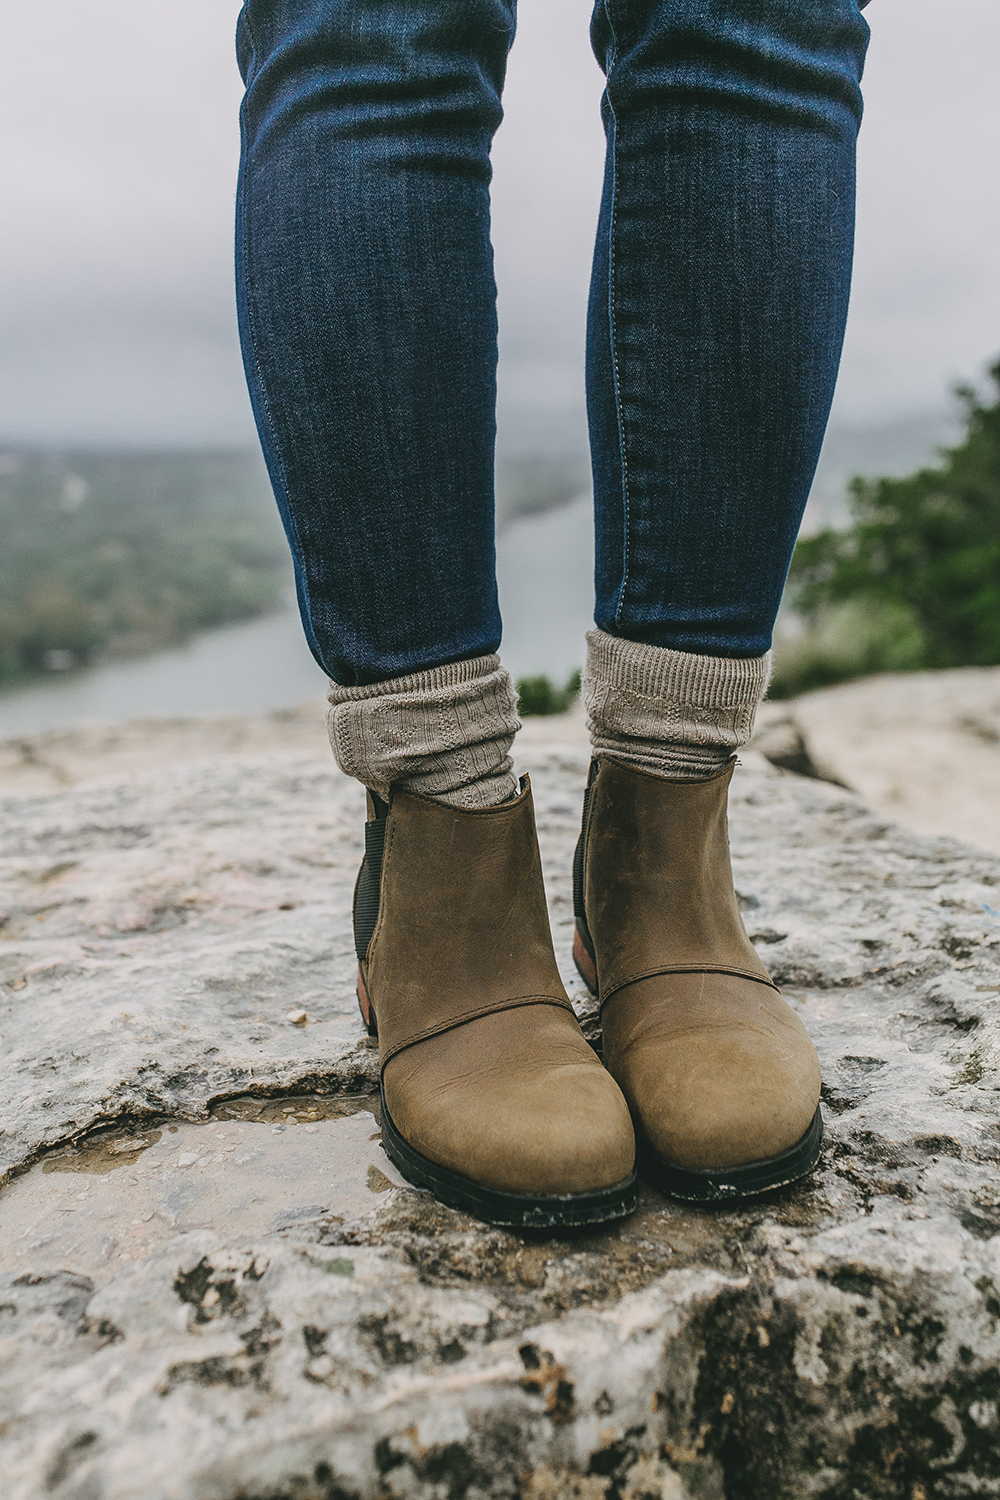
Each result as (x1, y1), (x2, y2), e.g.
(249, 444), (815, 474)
(236, 0), (870, 687)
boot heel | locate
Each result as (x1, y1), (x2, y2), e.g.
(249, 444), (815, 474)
(356, 965), (378, 1038)
(573, 926), (598, 995)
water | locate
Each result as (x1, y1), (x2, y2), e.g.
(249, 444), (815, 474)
(496, 490), (593, 683)
(0, 495), (594, 735)
(0, 398), (957, 739)
(0, 610), (327, 736)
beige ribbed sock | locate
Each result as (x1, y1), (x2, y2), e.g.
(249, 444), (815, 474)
(584, 628), (771, 781)
(326, 653), (520, 809)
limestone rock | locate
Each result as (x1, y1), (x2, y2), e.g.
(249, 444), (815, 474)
(0, 699), (331, 796)
(753, 664), (1000, 853)
(3, 737), (1000, 1497)
(0, 754), (377, 1187)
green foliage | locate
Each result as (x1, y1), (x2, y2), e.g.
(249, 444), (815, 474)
(0, 450), (288, 685)
(779, 360), (1000, 696)
(768, 600), (926, 700)
(516, 669), (581, 716)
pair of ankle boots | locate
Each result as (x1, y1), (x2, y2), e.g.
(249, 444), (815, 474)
(354, 756), (822, 1228)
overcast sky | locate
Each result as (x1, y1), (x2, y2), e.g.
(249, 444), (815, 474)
(0, 0), (997, 449)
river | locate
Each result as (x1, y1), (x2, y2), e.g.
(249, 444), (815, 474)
(0, 494), (594, 735)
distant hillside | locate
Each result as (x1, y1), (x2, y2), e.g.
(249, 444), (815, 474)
(0, 448), (594, 688)
(0, 449), (288, 685)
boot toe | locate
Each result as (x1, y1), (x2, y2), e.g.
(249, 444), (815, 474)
(605, 974), (821, 1172)
(383, 1008), (636, 1196)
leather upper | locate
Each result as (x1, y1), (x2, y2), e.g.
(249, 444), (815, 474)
(365, 779), (574, 1070)
(580, 757), (822, 1171)
(582, 758), (776, 1005)
(364, 778), (636, 1196)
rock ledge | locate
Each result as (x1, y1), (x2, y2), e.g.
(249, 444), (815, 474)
(3, 740), (1000, 1498)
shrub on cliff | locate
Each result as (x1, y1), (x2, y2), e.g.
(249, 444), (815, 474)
(516, 670), (581, 716)
(774, 360), (1000, 697)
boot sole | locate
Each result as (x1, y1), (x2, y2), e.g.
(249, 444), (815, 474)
(379, 1085), (639, 1230)
(572, 930), (823, 1204)
(635, 1106), (823, 1204)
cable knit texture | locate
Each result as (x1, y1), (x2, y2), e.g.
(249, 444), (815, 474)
(326, 655), (520, 809)
(585, 629), (771, 781)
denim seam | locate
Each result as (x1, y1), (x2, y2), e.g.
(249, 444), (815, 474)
(602, 4), (631, 631)
(237, 8), (321, 669)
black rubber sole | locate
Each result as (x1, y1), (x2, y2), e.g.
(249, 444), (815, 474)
(379, 1086), (638, 1230)
(636, 1105), (824, 1204)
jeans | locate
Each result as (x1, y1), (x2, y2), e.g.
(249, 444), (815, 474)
(236, 0), (870, 688)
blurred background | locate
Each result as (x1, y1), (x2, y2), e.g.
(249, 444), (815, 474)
(1, 0), (998, 732)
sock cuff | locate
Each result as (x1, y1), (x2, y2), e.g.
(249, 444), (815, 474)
(584, 630), (771, 779)
(327, 653), (505, 706)
(584, 630), (771, 714)
(326, 654), (520, 809)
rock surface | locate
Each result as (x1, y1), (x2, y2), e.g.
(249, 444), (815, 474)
(3, 726), (1000, 1498)
(753, 664), (1000, 854)
(0, 699), (332, 796)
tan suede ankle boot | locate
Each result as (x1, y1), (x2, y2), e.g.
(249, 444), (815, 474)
(572, 756), (822, 1203)
(355, 777), (637, 1228)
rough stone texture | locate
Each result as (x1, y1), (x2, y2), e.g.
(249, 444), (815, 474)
(0, 700), (332, 796)
(754, 665), (1000, 854)
(0, 753), (376, 1184)
(3, 724), (1000, 1497)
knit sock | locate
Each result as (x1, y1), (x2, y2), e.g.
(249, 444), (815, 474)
(584, 628), (771, 781)
(326, 654), (520, 810)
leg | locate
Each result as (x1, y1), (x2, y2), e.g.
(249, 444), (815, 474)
(235, 0), (637, 1225)
(237, 0), (511, 688)
(577, 0), (870, 1200)
(238, 0), (520, 808)
(588, 0), (869, 660)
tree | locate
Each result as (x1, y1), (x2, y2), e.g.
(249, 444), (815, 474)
(778, 360), (1000, 693)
